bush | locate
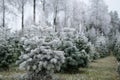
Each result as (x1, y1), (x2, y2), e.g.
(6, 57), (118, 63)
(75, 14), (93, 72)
(74, 36), (100, 61)
(95, 36), (109, 58)
(8, 38), (23, 63)
(0, 43), (15, 70)
(87, 43), (100, 61)
(0, 37), (22, 70)
(75, 36), (88, 52)
(96, 43), (109, 58)
(112, 36), (120, 75)
(17, 37), (65, 80)
(58, 39), (89, 72)
(113, 41), (120, 61)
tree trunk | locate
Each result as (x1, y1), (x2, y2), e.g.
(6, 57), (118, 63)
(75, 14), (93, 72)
(3, 0), (5, 27)
(33, 0), (36, 24)
(21, 3), (24, 34)
(42, 0), (45, 11)
(54, 0), (58, 32)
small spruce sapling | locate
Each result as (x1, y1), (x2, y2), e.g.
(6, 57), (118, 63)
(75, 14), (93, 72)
(17, 37), (65, 80)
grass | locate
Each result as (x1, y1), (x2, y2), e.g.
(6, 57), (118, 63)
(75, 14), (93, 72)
(56, 56), (120, 80)
(0, 67), (24, 76)
(0, 56), (120, 80)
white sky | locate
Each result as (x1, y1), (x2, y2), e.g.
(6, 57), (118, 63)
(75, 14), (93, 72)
(84, 0), (120, 16)
(84, 0), (120, 15)
(105, 0), (120, 16)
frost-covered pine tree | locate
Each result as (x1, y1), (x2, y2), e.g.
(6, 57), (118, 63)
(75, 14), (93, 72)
(113, 34), (120, 75)
(17, 36), (65, 80)
(95, 35), (109, 57)
(0, 27), (17, 70)
(109, 11), (120, 50)
(55, 29), (90, 72)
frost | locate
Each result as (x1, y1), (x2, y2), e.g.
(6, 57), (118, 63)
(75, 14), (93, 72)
(50, 58), (57, 64)
(18, 35), (65, 80)
(22, 54), (29, 60)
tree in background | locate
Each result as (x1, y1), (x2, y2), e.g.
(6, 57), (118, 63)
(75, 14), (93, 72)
(8, 0), (28, 34)
(0, 0), (7, 28)
(2, 0), (5, 27)
(33, 0), (36, 24)
(109, 11), (120, 51)
(72, 0), (87, 35)
(88, 0), (111, 36)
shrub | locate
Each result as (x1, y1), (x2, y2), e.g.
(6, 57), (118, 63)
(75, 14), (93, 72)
(75, 36), (88, 52)
(113, 41), (120, 61)
(58, 39), (89, 72)
(87, 43), (100, 61)
(96, 43), (109, 58)
(95, 36), (109, 58)
(112, 36), (120, 75)
(17, 37), (65, 80)
(0, 43), (15, 70)
(74, 36), (99, 61)
(0, 37), (22, 70)
(8, 38), (23, 63)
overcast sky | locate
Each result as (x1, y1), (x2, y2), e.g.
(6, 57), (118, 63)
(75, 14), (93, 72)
(105, 0), (120, 16)
(84, 0), (120, 16)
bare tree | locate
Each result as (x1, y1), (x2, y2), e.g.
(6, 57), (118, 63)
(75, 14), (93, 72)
(2, 0), (5, 27)
(33, 0), (36, 23)
(8, 0), (28, 34)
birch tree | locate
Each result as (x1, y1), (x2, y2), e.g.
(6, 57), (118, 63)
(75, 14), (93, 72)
(89, 0), (111, 36)
(8, 0), (28, 34)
